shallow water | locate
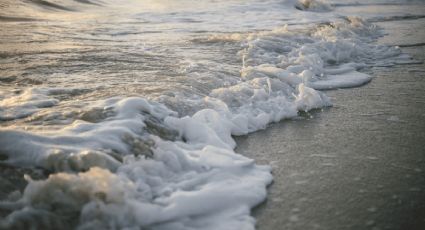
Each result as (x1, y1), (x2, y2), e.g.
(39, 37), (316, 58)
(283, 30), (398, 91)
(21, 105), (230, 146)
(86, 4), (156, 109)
(0, 0), (424, 229)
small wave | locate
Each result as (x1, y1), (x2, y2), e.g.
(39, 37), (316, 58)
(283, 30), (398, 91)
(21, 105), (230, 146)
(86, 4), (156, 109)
(369, 14), (425, 23)
(0, 15), (37, 22)
(74, 0), (102, 6)
(398, 42), (425, 48)
(332, 2), (422, 8)
(294, 0), (333, 12)
(28, 0), (75, 11)
(239, 17), (408, 91)
(0, 87), (91, 121)
(0, 0), (102, 20)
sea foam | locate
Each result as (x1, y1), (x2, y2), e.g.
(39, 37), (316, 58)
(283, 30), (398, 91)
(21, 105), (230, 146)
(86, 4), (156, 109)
(0, 7), (417, 230)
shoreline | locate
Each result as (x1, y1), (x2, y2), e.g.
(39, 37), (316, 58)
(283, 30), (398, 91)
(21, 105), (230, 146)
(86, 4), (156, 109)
(1, 2), (425, 229)
(236, 17), (425, 230)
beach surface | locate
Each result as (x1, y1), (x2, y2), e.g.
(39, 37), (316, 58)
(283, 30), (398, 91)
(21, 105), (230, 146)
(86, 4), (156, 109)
(236, 17), (425, 230)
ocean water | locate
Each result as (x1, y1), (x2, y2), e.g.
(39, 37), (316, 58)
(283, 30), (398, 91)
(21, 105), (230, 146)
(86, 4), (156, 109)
(0, 0), (423, 229)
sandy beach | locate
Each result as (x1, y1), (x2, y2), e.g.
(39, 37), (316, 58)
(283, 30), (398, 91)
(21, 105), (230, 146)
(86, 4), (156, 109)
(236, 17), (425, 230)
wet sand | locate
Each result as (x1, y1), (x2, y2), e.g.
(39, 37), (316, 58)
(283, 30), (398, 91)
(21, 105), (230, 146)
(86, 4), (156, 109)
(235, 18), (425, 230)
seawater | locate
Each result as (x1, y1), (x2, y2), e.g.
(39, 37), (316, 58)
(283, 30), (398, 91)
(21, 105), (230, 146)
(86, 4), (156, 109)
(0, 0), (423, 229)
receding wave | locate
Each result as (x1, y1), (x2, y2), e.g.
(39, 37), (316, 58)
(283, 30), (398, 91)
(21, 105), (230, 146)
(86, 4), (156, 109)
(0, 0), (421, 229)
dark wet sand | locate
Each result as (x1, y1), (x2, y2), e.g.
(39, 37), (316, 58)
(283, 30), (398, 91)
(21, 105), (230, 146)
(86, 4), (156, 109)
(236, 19), (425, 230)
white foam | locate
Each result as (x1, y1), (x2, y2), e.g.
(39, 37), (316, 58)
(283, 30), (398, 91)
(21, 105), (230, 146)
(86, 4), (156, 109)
(0, 95), (274, 229)
(0, 70), (327, 228)
(2, 63), (326, 228)
(0, 9), (415, 230)
(239, 17), (410, 93)
(308, 70), (372, 90)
